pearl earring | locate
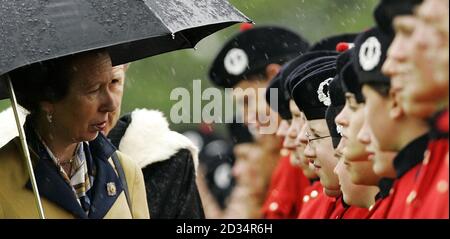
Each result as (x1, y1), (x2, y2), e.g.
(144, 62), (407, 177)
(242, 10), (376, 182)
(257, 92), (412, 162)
(46, 113), (53, 123)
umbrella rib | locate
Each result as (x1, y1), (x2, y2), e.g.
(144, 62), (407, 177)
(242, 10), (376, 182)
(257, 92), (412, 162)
(3, 74), (46, 219)
(140, 3), (175, 37)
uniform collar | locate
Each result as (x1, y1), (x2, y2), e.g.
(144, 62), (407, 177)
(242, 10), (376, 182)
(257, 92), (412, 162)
(428, 109), (449, 139)
(23, 119), (123, 219)
(393, 133), (429, 179)
(309, 177), (320, 185)
(340, 195), (350, 209)
(376, 178), (394, 199)
(88, 133), (116, 163)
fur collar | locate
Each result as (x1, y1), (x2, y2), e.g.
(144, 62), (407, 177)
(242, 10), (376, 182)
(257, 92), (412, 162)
(118, 109), (199, 171)
(0, 107), (28, 148)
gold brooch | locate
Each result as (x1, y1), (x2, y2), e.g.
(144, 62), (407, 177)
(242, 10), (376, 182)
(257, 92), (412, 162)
(107, 182), (117, 196)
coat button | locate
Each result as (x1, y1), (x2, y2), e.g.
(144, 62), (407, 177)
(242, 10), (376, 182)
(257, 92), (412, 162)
(437, 180), (448, 193)
(406, 190), (417, 204)
(310, 190), (319, 198)
(303, 195), (310, 203)
(269, 202), (279, 211)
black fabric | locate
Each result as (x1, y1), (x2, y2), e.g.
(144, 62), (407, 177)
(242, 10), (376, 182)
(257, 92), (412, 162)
(309, 177), (320, 185)
(200, 148), (235, 210)
(291, 66), (337, 120)
(227, 119), (254, 144)
(266, 77), (292, 120)
(377, 178), (395, 200)
(329, 75), (346, 107)
(287, 57), (338, 97)
(265, 76), (292, 120)
(326, 105), (344, 149)
(393, 133), (430, 179)
(267, 51), (339, 120)
(326, 65), (346, 149)
(374, 0), (424, 35)
(341, 61), (365, 103)
(308, 33), (358, 52)
(142, 149), (205, 219)
(353, 27), (393, 86)
(108, 113), (205, 219)
(108, 113), (132, 148)
(209, 26), (310, 88)
(428, 110), (449, 139)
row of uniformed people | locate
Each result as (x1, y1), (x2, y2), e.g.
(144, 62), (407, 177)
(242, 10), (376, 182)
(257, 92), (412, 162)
(207, 0), (448, 219)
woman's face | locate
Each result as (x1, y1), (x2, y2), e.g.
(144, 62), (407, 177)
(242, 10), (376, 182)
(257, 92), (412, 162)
(304, 119), (340, 196)
(296, 113), (318, 179)
(234, 77), (280, 135)
(335, 93), (380, 186)
(49, 52), (119, 143)
(357, 119), (397, 178)
(336, 94), (369, 162)
(232, 143), (269, 196)
(383, 16), (418, 94)
(276, 120), (290, 138)
(407, 0), (449, 116)
(383, 13), (446, 119)
(334, 146), (379, 208)
(361, 85), (396, 151)
(284, 100), (303, 151)
(103, 65), (127, 135)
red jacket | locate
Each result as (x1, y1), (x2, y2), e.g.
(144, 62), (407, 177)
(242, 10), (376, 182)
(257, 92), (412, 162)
(261, 154), (311, 219)
(385, 134), (430, 218)
(404, 110), (449, 219)
(367, 179), (395, 219)
(328, 197), (370, 219)
(297, 181), (337, 219)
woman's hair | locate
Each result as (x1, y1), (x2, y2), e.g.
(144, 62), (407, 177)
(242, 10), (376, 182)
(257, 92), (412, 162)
(9, 49), (108, 115)
(9, 56), (76, 115)
(366, 82), (391, 97)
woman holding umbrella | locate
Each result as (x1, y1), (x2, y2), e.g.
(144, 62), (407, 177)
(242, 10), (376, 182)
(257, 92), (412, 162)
(0, 50), (149, 219)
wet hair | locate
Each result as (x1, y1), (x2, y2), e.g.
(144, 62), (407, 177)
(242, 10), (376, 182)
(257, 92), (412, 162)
(365, 82), (391, 97)
(9, 50), (106, 115)
(9, 58), (75, 115)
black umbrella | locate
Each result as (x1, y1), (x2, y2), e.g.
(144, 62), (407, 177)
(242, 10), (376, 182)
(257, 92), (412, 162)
(0, 0), (251, 98)
(0, 0), (250, 218)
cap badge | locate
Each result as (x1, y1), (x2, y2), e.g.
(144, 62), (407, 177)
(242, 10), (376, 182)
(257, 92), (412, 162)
(224, 48), (249, 76)
(317, 78), (333, 106)
(359, 36), (381, 71)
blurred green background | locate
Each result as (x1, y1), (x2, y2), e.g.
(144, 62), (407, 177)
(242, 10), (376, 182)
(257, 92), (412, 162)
(0, 0), (378, 136)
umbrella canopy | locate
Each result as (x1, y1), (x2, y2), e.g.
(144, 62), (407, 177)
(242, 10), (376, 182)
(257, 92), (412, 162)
(0, 0), (251, 98)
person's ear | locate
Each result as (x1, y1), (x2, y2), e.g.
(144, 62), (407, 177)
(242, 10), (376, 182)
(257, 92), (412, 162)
(388, 89), (404, 120)
(265, 64), (282, 81)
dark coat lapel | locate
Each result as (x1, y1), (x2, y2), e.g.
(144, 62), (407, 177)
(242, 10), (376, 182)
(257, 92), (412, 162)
(87, 133), (124, 219)
(25, 153), (88, 219)
(22, 119), (88, 218)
